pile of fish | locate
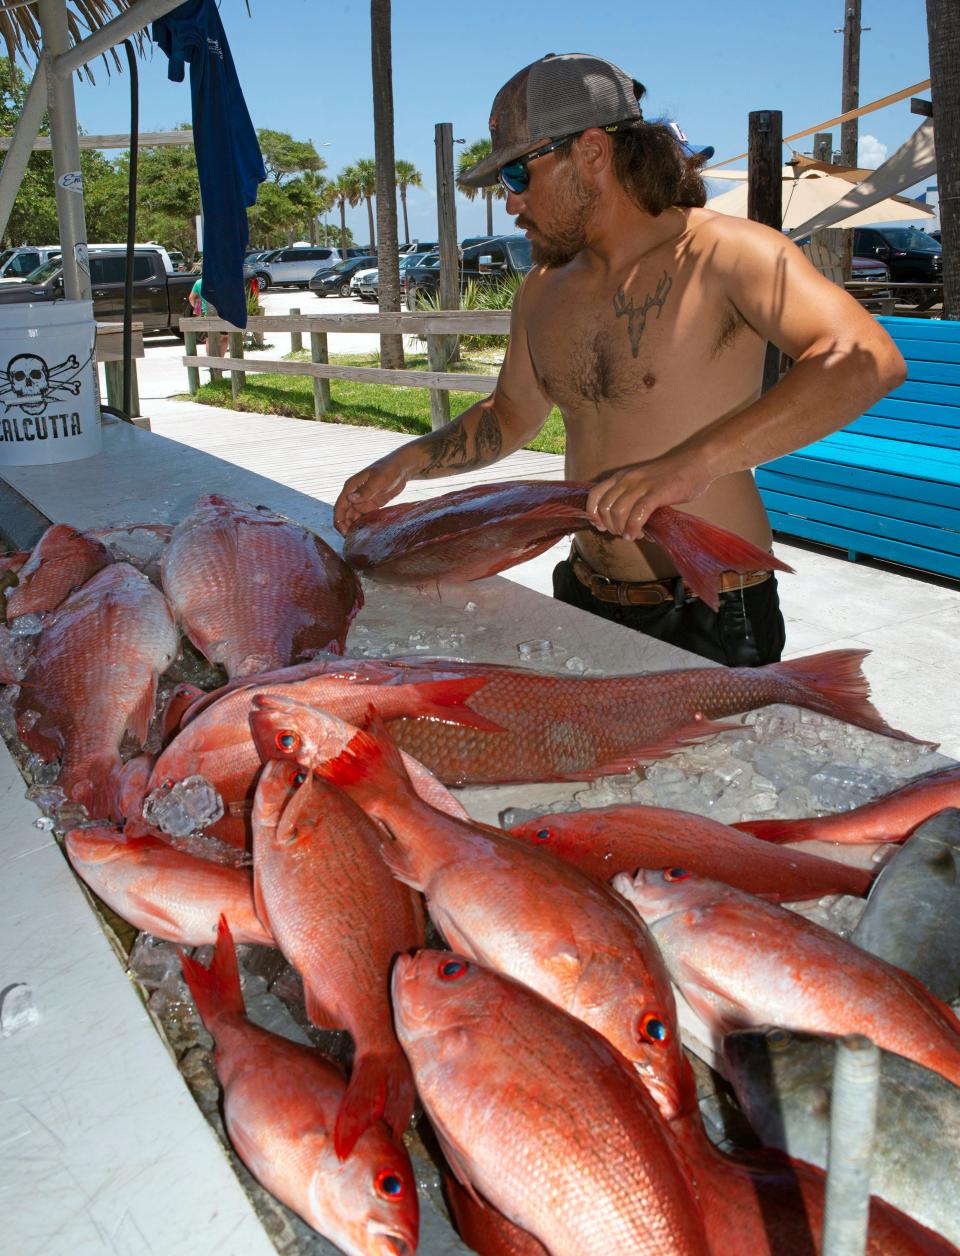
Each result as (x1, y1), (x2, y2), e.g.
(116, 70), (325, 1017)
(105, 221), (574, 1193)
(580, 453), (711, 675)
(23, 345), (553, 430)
(1, 487), (959, 1254)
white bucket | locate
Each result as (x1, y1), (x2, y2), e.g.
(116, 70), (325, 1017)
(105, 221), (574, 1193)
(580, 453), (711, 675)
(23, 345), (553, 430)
(0, 299), (101, 465)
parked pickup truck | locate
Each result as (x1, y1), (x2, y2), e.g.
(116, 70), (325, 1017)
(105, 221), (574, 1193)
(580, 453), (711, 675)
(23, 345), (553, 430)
(0, 247), (195, 334)
(403, 234), (533, 310)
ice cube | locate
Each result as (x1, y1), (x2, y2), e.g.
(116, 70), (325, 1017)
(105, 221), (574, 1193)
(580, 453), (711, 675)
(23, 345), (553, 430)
(24, 753), (60, 787)
(129, 933), (183, 990)
(26, 784), (67, 818)
(516, 638), (556, 661)
(564, 656), (588, 673)
(752, 744), (822, 790)
(806, 764), (898, 812)
(0, 982), (39, 1037)
(0, 684), (19, 738)
(9, 612), (44, 637)
(464, 601), (478, 613)
(143, 775), (225, 837)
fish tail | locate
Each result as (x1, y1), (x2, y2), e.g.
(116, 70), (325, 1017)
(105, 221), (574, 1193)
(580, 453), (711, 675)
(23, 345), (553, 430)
(764, 649), (930, 745)
(64, 754), (124, 823)
(395, 676), (502, 732)
(334, 1053), (390, 1161)
(315, 713), (414, 805)
(643, 506), (794, 611)
(179, 914), (245, 1032)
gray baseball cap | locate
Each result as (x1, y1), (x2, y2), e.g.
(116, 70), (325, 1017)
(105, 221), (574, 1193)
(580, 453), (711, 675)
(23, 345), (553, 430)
(460, 53), (643, 189)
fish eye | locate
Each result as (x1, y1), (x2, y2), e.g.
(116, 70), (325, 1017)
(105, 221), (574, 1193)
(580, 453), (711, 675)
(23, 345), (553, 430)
(766, 1028), (793, 1051)
(375, 1169), (405, 1199)
(275, 730), (301, 753)
(663, 867), (691, 882)
(287, 768), (307, 787)
(637, 1011), (671, 1044)
(438, 959), (467, 981)
(533, 828), (551, 842)
(161, 777), (174, 790)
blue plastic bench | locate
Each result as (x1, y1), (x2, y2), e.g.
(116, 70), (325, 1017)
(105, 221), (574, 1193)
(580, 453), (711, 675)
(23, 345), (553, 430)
(756, 316), (960, 580)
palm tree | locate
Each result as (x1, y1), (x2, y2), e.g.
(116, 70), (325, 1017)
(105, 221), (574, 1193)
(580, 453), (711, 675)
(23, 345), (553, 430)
(1, 0), (147, 80)
(926, 0), (959, 319)
(348, 158), (378, 252)
(371, 0), (403, 369)
(332, 171), (356, 251)
(394, 159), (423, 246)
(456, 138), (506, 237)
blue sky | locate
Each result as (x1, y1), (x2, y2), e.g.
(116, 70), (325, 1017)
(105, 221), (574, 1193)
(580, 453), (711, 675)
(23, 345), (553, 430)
(72, 0), (935, 246)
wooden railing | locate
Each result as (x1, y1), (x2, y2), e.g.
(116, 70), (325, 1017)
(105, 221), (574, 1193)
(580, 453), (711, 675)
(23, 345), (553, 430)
(181, 309), (511, 428)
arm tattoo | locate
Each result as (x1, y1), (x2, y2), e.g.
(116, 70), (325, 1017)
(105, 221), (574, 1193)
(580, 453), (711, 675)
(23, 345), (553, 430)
(613, 272), (673, 357)
(423, 403), (504, 473)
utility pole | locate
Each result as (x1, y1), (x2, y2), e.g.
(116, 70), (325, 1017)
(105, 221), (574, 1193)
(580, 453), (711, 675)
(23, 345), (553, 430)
(926, 0), (960, 319)
(835, 2), (868, 282)
(748, 109), (783, 394)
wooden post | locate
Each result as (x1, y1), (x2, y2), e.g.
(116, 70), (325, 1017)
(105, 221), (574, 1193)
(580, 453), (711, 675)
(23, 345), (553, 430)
(206, 328), (222, 381)
(228, 331), (245, 402)
(433, 120), (460, 398)
(427, 331), (451, 428)
(748, 109), (784, 393)
(310, 331), (331, 417)
(184, 328), (200, 394)
(838, 0), (863, 283)
(104, 359), (121, 410)
(926, 0), (960, 320)
(290, 308), (302, 354)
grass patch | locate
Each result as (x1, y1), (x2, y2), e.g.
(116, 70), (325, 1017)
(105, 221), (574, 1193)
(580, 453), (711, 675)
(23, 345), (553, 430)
(181, 351), (566, 455)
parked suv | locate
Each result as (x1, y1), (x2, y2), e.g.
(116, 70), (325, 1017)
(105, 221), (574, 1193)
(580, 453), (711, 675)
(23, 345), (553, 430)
(403, 235), (533, 310)
(252, 246), (344, 291)
(0, 245), (61, 281)
(309, 255), (378, 298)
(853, 226), (942, 304)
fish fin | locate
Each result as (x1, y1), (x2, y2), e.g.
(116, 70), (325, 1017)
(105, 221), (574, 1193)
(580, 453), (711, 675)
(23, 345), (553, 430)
(435, 1128), (485, 1206)
(334, 1055), (388, 1161)
(390, 677), (502, 731)
(251, 866), (272, 935)
(304, 984), (341, 1031)
(179, 914), (245, 1029)
(643, 507), (793, 611)
(379, 839), (424, 892)
(126, 680), (158, 747)
(765, 649), (931, 745)
(383, 1053), (416, 1145)
(731, 817), (831, 843)
(553, 717), (745, 780)
(314, 713), (413, 805)
(122, 889), (185, 936)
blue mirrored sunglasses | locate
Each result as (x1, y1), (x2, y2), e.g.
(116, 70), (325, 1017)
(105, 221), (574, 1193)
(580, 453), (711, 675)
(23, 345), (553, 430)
(497, 124), (622, 194)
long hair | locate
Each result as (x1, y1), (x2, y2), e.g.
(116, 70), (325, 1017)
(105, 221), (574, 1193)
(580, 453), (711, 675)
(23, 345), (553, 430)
(609, 120), (708, 215)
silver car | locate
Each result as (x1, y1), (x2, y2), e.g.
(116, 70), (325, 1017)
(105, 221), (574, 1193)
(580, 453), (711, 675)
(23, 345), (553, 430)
(261, 246), (343, 289)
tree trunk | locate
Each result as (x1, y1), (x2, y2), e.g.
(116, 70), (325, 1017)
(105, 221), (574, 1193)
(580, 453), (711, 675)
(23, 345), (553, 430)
(365, 193), (377, 253)
(371, 0), (404, 367)
(339, 197), (347, 249)
(485, 188), (493, 236)
(400, 189), (410, 244)
(927, 0), (960, 319)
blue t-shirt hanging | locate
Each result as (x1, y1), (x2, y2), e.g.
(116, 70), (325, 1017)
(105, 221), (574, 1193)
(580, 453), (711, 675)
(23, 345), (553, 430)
(154, 0), (265, 328)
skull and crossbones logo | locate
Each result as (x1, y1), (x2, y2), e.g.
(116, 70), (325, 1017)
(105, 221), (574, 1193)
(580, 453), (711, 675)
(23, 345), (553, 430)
(0, 350), (89, 415)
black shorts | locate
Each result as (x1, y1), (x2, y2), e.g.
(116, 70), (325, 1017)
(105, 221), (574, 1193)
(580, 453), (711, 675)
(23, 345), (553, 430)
(552, 560), (786, 667)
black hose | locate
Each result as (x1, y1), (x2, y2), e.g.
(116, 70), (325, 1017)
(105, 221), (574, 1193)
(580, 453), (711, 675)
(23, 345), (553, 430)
(121, 38), (138, 422)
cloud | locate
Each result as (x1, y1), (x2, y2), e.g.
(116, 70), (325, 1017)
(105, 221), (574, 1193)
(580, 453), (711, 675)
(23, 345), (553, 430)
(858, 135), (888, 169)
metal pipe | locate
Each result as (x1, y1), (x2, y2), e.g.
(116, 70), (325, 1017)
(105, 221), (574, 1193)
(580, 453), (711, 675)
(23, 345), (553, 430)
(37, 0), (90, 301)
(0, 53), (48, 243)
(55, 0), (184, 77)
(822, 1034), (881, 1256)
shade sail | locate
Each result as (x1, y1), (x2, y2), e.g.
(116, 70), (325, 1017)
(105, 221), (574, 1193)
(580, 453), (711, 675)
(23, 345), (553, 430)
(706, 168), (933, 231)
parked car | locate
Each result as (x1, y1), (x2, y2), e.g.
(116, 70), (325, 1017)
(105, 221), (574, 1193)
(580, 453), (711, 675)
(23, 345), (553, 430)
(250, 246), (344, 291)
(853, 225), (942, 303)
(345, 246), (375, 258)
(309, 255), (378, 297)
(399, 240), (437, 255)
(0, 247), (195, 333)
(403, 234), (533, 310)
(352, 253), (433, 304)
(0, 245), (61, 281)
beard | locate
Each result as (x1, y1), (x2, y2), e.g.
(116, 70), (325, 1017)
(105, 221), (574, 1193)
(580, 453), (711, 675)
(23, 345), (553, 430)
(523, 162), (598, 268)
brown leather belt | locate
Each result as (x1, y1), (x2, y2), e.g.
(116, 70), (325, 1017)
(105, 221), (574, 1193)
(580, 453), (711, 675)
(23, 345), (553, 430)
(569, 547), (773, 607)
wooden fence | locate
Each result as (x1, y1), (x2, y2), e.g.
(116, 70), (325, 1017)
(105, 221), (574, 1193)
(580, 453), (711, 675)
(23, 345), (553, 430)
(181, 309), (511, 428)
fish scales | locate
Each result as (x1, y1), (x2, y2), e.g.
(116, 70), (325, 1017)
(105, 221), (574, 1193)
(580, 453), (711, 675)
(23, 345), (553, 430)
(161, 495), (361, 678)
(393, 952), (710, 1255)
(386, 649), (918, 785)
(6, 522), (112, 618)
(15, 563), (178, 820)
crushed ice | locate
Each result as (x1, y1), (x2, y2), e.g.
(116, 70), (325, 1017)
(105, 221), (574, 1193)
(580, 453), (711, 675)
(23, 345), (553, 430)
(143, 774), (225, 838)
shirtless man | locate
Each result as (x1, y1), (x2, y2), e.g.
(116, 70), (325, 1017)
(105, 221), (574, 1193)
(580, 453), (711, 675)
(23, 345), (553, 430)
(334, 53), (905, 666)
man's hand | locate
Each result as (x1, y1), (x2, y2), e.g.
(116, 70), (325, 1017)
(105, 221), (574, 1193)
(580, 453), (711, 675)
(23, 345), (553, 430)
(585, 447), (716, 541)
(333, 457), (410, 535)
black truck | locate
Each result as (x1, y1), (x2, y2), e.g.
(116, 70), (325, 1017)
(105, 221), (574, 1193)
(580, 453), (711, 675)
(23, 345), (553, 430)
(403, 234), (533, 310)
(0, 247), (195, 334)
